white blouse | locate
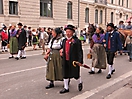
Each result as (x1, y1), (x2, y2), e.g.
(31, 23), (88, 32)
(48, 37), (64, 50)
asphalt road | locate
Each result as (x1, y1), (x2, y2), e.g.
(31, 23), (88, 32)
(0, 46), (132, 99)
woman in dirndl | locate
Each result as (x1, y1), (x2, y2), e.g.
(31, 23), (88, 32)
(44, 27), (63, 89)
(89, 27), (107, 74)
(32, 29), (39, 50)
(8, 25), (18, 59)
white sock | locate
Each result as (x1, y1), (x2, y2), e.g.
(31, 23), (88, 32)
(111, 65), (115, 70)
(22, 50), (26, 57)
(92, 67), (95, 71)
(77, 77), (82, 84)
(5, 46), (7, 50)
(17, 50), (21, 58)
(64, 79), (69, 90)
(108, 65), (112, 74)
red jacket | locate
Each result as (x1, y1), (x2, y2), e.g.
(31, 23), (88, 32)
(1, 31), (8, 41)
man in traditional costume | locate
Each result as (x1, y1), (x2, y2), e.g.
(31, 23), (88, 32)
(59, 25), (83, 94)
(15, 23), (27, 60)
(104, 23), (122, 79)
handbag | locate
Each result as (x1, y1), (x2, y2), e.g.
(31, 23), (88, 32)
(7, 44), (10, 48)
(87, 53), (92, 59)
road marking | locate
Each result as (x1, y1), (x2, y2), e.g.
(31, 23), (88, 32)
(71, 70), (132, 99)
(0, 65), (46, 77)
(0, 53), (41, 60)
(104, 87), (129, 99)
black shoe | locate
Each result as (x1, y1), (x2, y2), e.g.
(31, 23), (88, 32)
(129, 58), (132, 62)
(45, 84), (54, 89)
(97, 69), (102, 73)
(15, 57), (19, 60)
(2, 50), (4, 52)
(21, 57), (26, 59)
(5, 50), (8, 52)
(60, 88), (69, 94)
(9, 56), (14, 59)
(106, 74), (111, 79)
(111, 69), (115, 74)
(78, 82), (83, 91)
(89, 70), (95, 74)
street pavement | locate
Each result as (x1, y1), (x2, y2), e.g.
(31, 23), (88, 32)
(0, 45), (132, 99)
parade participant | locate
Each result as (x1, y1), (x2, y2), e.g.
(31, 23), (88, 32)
(125, 21), (132, 30)
(8, 25), (18, 59)
(27, 27), (32, 46)
(15, 23), (27, 60)
(59, 25), (83, 94)
(1, 25), (8, 52)
(124, 33), (132, 62)
(44, 27), (63, 89)
(89, 27), (107, 74)
(32, 29), (39, 50)
(40, 27), (48, 55)
(104, 23), (122, 79)
(118, 21), (125, 29)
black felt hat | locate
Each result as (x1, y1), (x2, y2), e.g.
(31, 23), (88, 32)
(17, 22), (23, 26)
(64, 25), (75, 32)
(107, 23), (115, 28)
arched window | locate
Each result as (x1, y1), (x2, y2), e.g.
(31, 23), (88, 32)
(100, 10), (103, 24)
(95, 9), (98, 24)
(85, 8), (89, 23)
(111, 12), (114, 23)
(67, 1), (72, 19)
(126, 15), (128, 20)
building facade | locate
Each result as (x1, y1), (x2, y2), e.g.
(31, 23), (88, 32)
(80, 0), (132, 29)
(0, 0), (132, 29)
(0, 0), (79, 28)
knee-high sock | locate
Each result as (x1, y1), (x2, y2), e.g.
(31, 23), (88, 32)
(2, 46), (5, 51)
(22, 50), (26, 57)
(77, 77), (82, 84)
(17, 50), (21, 58)
(64, 79), (69, 90)
(108, 65), (112, 74)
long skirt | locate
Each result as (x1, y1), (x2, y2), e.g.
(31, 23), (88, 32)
(92, 44), (107, 69)
(46, 50), (63, 81)
(9, 37), (18, 54)
(127, 43), (132, 59)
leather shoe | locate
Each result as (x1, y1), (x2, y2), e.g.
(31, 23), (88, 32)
(15, 57), (19, 60)
(45, 84), (54, 89)
(111, 69), (115, 74)
(89, 70), (95, 74)
(97, 69), (102, 73)
(78, 82), (83, 91)
(21, 57), (26, 59)
(106, 74), (111, 79)
(9, 56), (14, 59)
(60, 88), (69, 94)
